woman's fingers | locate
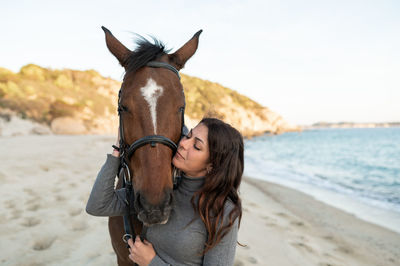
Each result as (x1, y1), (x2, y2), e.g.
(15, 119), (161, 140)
(127, 238), (134, 249)
(128, 236), (143, 253)
(128, 237), (155, 265)
(135, 235), (142, 245)
(129, 236), (149, 255)
(128, 237), (140, 263)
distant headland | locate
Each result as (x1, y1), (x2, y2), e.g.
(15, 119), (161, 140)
(305, 121), (400, 129)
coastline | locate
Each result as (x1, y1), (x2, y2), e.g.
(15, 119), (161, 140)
(244, 127), (400, 235)
(242, 171), (400, 235)
(0, 135), (399, 265)
(236, 177), (400, 266)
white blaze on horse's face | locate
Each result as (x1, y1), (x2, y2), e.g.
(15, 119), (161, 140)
(140, 78), (164, 134)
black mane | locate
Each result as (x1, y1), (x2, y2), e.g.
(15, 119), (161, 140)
(125, 35), (170, 74)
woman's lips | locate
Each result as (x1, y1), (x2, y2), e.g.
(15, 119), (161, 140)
(175, 151), (184, 160)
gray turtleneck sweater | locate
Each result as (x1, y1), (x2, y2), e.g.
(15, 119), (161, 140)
(86, 154), (238, 266)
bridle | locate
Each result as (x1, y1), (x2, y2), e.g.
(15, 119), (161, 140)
(117, 61), (187, 186)
(117, 61), (187, 245)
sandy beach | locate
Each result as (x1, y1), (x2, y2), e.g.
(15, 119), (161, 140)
(0, 135), (399, 266)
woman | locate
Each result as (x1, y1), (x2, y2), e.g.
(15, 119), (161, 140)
(86, 118), (244, 266)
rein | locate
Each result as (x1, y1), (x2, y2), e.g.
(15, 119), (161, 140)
(117, 61), (187, 246)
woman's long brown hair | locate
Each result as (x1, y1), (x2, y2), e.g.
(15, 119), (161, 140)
(191, 118), (244, 254)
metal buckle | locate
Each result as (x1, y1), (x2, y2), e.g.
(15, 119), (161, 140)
(120, 162), (131, 184)
(122, 234), (133, 243)
(124, 168), (131, 184)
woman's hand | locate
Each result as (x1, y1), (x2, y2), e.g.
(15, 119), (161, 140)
(128, 236), (156, 266)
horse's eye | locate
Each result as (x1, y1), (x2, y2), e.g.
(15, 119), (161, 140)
(119, 105), (129, 113)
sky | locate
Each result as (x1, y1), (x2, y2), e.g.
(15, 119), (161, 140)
(1, 0), (399, 125)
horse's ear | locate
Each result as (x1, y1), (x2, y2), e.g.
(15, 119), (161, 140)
(102, 26), (131, 68)
(169, 30), (202, 70)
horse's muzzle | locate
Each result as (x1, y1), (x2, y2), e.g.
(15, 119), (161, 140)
(135, 190), (173, 226)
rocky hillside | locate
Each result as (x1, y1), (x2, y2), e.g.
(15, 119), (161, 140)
(0, 64), (299, 137)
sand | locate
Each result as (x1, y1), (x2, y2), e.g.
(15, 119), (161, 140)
(0, 135), (399, 266)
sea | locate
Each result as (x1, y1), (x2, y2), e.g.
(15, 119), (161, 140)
(244, 127), (400, 233)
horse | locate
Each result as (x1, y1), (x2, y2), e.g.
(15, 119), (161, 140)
(101, 26), (201, 265)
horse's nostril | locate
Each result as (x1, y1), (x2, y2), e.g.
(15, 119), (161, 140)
(168, 193), (173, 205)
(136, 193), (154, 210)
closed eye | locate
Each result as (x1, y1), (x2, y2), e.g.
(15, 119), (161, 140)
(119, 105), (129, 112)
(187, 130), (202, 150)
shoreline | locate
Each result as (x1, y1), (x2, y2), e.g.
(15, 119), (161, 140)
(236, 177), (400, 266)
(0, 135), (399, 265)
(244, 127), (400, 236)
(243, 173), (400, 235)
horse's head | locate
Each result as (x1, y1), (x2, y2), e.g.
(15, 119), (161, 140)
(102, 27), (201, 225)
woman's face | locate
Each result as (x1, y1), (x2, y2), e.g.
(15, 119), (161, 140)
(172, 123), (211, 177)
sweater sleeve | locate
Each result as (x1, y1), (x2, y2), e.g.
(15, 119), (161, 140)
(148, 254), (171, 266)
(86, 154), (135, 217)
(146, 221), (238, 266)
